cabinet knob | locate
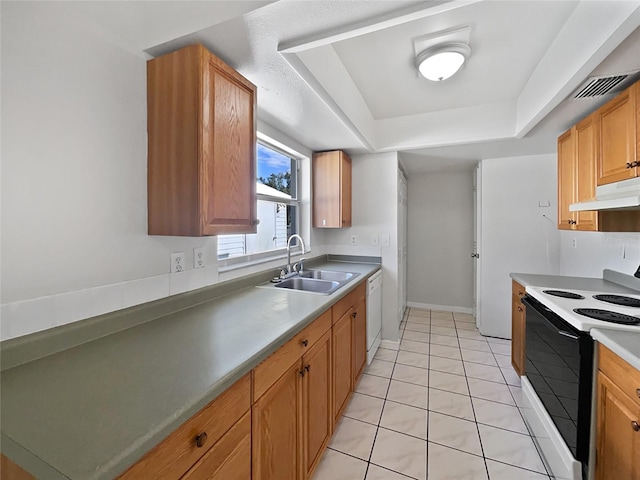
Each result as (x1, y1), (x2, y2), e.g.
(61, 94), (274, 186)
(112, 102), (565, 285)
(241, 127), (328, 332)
(195, 432), (208, 448)
(632, 421), (640, 432)
(301, 339), (308, 347)
(305, 364), (311, 372)
(636, 388), (640, 399)
(517, 306), (523, 312)
(299, 369), (305, 377)
(352, 312), (357, 319)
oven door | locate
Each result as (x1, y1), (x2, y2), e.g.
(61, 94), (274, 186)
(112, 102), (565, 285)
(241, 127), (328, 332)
(522, 295), (593, 476)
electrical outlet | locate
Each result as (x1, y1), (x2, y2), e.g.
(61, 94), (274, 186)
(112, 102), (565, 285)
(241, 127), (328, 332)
(351, 235), (357, 246)
(194, 247), (205, 268)
(371, 234), (379, 246)
(381, 234), (390, 247)
(571, 238), (577, 249)
(171, 252), (185, 273)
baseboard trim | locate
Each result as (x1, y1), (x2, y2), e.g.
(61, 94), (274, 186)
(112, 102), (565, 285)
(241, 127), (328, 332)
(380, 339), (400, 351)
(406, 302), (473, 315)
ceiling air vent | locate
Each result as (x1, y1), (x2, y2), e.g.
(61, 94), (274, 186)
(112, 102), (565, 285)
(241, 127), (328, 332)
(573, 71), (640, 99)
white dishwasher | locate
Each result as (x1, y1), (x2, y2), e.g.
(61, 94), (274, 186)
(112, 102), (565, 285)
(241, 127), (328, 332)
(366, 270), (383, 364)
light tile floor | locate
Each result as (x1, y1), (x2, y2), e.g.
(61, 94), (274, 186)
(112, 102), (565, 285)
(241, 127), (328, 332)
(312, 307), (550, 480)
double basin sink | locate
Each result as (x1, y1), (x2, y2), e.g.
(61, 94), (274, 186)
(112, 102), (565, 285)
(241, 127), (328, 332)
(272, 269), (359, 295)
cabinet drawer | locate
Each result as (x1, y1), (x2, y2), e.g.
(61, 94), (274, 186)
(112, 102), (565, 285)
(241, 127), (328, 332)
(599, 344), (640, 408)
(332, 283), (365, 323)
(512, 280), (526, 300)
(253, 309), (331, 401)
(181, 410), (251, 480)
(120, 374), (251, 480)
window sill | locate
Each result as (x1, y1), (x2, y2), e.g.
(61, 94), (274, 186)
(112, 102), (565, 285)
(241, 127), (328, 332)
(217, 248), (308, 274)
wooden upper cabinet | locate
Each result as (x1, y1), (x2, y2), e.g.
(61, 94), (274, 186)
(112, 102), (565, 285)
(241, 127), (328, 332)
(596, 83), (637, 186)
(147, 44), (257, 236)
(575, 115), (598, 231)
(558, 128), (576, 230)
(313, 151), (352, 228)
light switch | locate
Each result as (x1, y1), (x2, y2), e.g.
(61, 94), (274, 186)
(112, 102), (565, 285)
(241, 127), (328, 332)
(381, 234), (390, 247)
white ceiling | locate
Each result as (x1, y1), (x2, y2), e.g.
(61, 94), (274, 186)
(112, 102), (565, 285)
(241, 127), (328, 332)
(85, 0), (640, 175)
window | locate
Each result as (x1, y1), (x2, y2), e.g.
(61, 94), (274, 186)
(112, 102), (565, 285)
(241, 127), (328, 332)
(217, 141), (300, 262)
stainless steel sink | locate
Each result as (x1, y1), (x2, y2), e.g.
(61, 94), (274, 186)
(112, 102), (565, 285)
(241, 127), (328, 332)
(274, 277), (340, 294)
(298, 269), (356, 282)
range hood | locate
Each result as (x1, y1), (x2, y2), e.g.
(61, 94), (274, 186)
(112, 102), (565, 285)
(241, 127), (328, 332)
(570, 177), (640, 211)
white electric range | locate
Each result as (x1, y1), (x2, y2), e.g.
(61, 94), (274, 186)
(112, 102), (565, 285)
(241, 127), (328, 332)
(520, 285), (640, 480)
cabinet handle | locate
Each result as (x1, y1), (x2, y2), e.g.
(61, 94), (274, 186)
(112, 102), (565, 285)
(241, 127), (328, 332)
(352, 312), (357, 319)
(195, 432), (208, 448)
(518, 291), (524, 297)
(636, 388), (640, 399)
(299, 369), (305, 377)
(301, 339), (308, 347)
(517, 306), (523, 312)
(634, 161), (640, 168)
(627, 162), (634, 169)
(305, 364), (311, 372)
(632, 421), (640, 432)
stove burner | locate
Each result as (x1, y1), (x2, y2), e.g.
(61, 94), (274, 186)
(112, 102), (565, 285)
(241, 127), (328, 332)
(593, 294), (640, 308)
(543, 290), (585, 299)
(573, 308), (640, 325)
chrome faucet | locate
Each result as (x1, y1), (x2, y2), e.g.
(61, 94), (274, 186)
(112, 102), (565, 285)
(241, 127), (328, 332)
(286, 234), (306, 274)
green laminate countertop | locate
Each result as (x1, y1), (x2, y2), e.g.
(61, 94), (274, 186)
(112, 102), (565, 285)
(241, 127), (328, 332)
(1, 259), (380, 480)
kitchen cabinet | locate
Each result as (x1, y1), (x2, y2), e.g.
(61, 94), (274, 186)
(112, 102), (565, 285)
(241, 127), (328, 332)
(252, 309), (333, 480)
(511, 280), (526, 376)
(352, 294), (367, 384)
(557, 116), (598, 231)
(313, 150), (352, 228)
(119, 374), (251, 480)
(0, 455), (34, 480)
(332, 307), (353, 422)
(595, 345), (640, 480)
(147, 44), (257, 236)
(596, 83), (638, 186)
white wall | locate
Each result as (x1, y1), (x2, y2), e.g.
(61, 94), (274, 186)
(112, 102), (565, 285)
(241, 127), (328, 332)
(0, 2), (319, 340)
(559, 231), (640, 277)
(323, 152), (399, 342)
(478, 154), (561, 338)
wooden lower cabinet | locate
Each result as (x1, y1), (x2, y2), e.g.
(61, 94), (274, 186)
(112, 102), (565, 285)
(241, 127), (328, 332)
(595, 372), (640, 480)
(182, 411), (251, 480)
(253, 327), (334, 480)
(352, 296), (367, 384)
(595, 345), (640, 480)
(301, 330), (333, 479)
(511, 281), (526, 376)
(333, 308), (353, 422)
(252, 362), (301, 480)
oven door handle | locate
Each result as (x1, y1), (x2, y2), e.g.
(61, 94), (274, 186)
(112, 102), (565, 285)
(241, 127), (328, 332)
(558, 330), (579, 340)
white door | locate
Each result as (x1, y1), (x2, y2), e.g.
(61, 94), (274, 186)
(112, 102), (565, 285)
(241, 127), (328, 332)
(473, 164), (482, 329)
(397, 169), (408, 323)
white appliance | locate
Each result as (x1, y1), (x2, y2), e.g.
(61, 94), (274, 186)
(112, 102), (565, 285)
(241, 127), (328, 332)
(366, 270), (383, 364)
(521, 286), (640, 480)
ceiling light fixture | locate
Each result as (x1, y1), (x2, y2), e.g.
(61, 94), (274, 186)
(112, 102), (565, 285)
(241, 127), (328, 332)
(415, 42), (471, 82)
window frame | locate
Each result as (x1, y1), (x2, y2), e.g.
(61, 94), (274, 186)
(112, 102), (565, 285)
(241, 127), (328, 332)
(217, 139), (303, 270)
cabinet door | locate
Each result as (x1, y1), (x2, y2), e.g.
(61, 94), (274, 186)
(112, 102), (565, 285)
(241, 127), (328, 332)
(511, 296), (525, 376)
(557, 128), (576, 230)
(301, 330), (332, 479)
(352, 297), (367, 385)
(253, 362), (301, 480)
(332, 309), (353, 423)
(595, 372), (640, 480)
(182, 411), (251, 480)
(201, 53), (257, 236)
(596, 85), (637, 186)
(575, 115), (598, 231)
(340, 152), (352, 228)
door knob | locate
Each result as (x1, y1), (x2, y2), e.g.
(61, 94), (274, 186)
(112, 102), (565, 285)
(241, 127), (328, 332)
(471, 253), (479, 258)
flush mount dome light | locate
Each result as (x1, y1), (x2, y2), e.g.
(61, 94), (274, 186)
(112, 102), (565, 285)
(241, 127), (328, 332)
(415, 42), (471, 81)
